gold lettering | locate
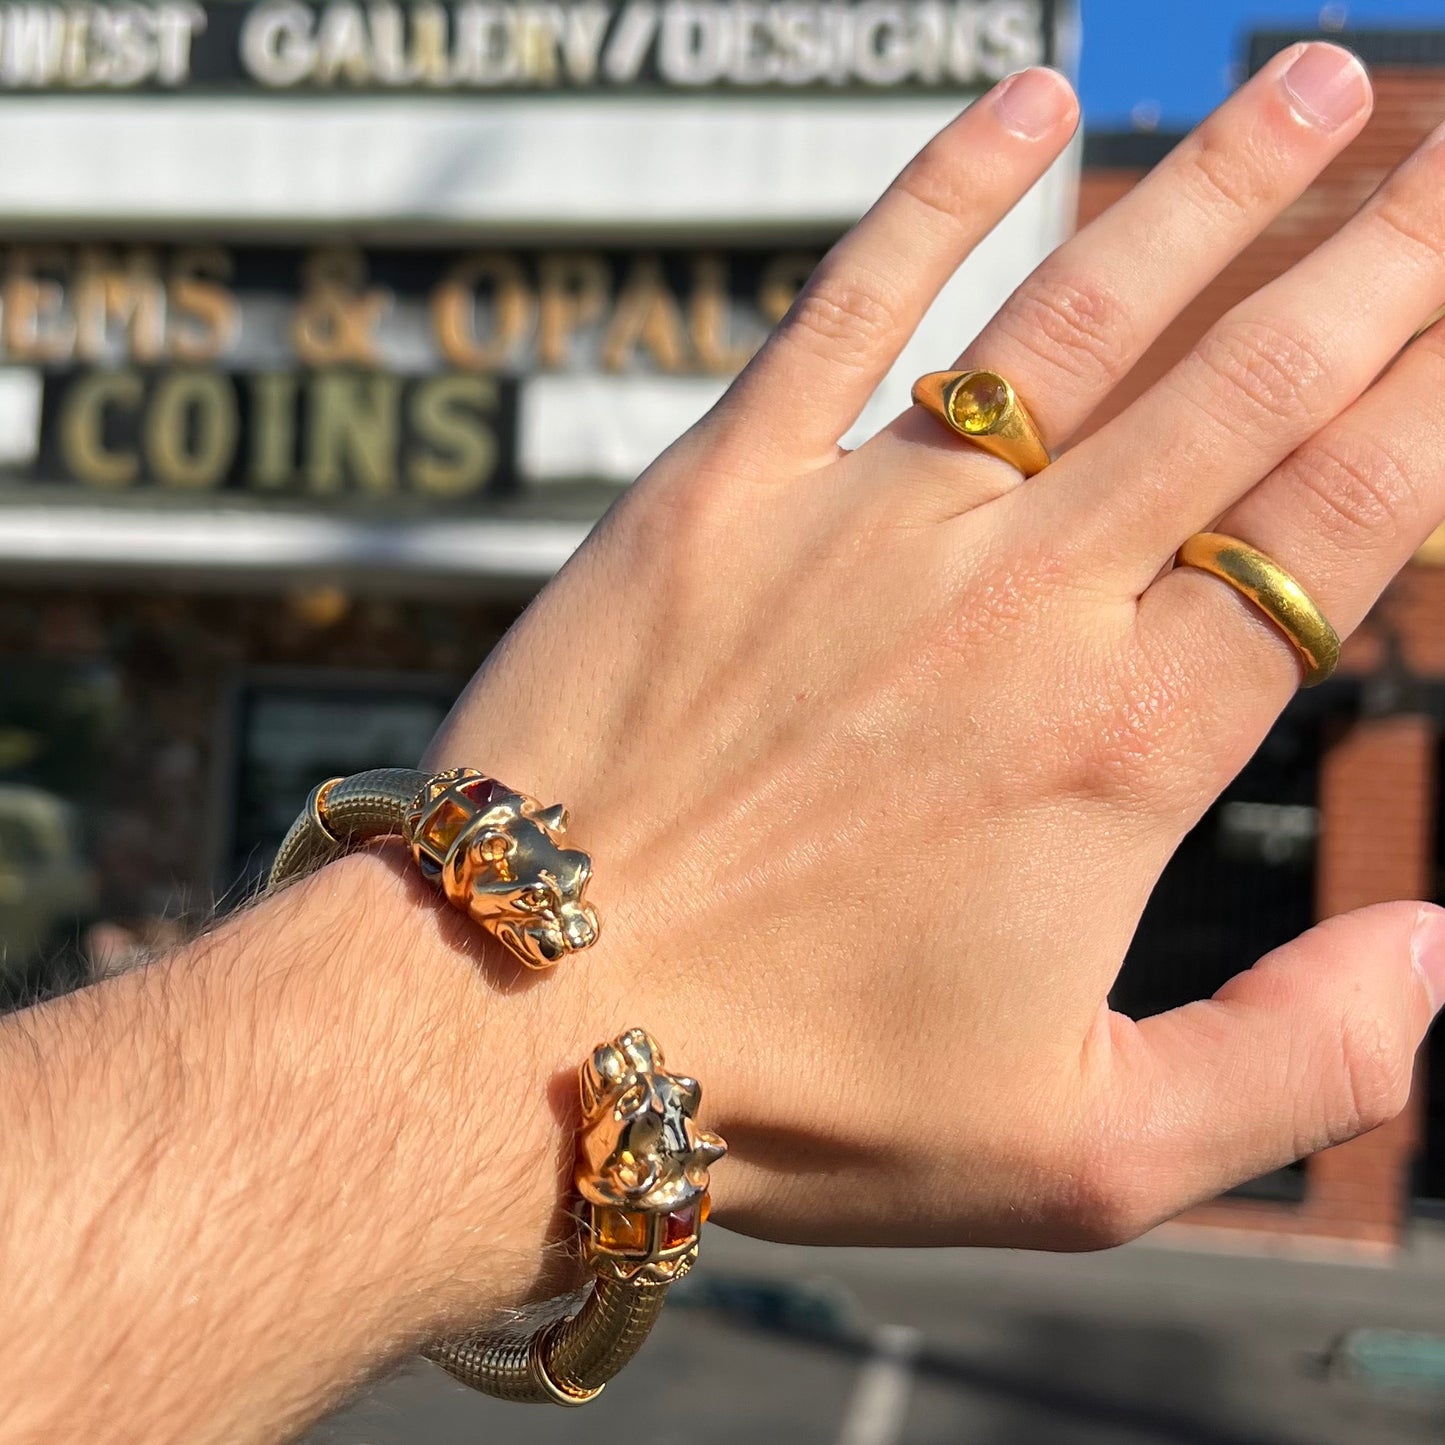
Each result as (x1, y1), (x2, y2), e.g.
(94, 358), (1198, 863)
(59, 369), (143, 488)
(758, 251), (820, 326)
(689, 254), (755, 374)
(292, 249), (389, 367)
(73, 247), (166, 363)
(432, 254), (533, 370)
(145, 370), (237, 489)
(2, 247), (73, 362)
(536, 252), (608, 369)
(410, 0), (451, 82)
(601, 255), (687, 373)
(305, 372), (399, 494)
(248, 372), (299, 489)
(408, 374), (497, 496)
(517, 8), (560, 83)
(168, 248), (239, 363)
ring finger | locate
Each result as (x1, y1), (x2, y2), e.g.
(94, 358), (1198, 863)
(1142, 317), (1445, 732)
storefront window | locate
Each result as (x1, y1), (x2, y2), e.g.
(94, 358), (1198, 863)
(0, 658), (119, 1003)
(1112, 697), (1329, 1203)
(226, 677), (455, 893)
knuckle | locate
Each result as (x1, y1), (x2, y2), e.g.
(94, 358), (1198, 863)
(1057, 639), (1203, 817)
(997, 273), (1137, 392)
(1330, 1010), (1415, 1146)
(1280, 430), (1417, 547)
(1372, 148), (1445, 266)
(893, 144), (971, 232)
(1182, 119), (1274, 221)
(1190, 317), (1329, 431)
(780, 264), (899, 362)
(1057, 1138), (1157, 1250)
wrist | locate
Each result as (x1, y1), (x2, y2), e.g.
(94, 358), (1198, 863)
(278, 849), (595, 1328)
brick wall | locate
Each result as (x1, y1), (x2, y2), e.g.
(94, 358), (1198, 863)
(1083, 62), (1445, 1250)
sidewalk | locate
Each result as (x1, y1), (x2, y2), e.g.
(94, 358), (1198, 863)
(309, 1224), (1445, 1444)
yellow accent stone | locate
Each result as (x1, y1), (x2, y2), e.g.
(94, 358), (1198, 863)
(422, 799), (468, 852)
(948, 373), (1010, 435)
(596, 1208), (649, 1252)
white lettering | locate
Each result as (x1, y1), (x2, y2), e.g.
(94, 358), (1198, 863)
(241, 0), (317, 85)
(0, 6), (64, 86)
(366, 0), (417, 81)
(657, 1), (725, 85)
(313, 0), (371, 83)
(153, 2), (204, 84)
(561, 0), (609, 82)
(601, 0), (656, 81)
(852, 2), (909, 85)
(980, 0), (1043, 80)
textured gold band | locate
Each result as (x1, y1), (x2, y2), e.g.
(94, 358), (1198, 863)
(911, 369), (1051, 477)
(1175, 532), (1341, 688)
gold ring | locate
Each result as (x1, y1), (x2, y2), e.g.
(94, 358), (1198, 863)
(911, 369), (1051, 477)
(1175, 533), (1341, 687)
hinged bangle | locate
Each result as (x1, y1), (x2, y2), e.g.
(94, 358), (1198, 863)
(269, 774), (722, 1406)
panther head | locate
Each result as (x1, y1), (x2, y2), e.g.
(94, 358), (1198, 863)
(575, 1028), (726, 1214)
(405, 770), (600, 969)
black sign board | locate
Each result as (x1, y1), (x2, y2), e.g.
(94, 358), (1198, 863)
(0, 242), (814, 375)
(0, 0), (1056, 92)
(32, 366), (520, 500)
(0, 240), (815, 501)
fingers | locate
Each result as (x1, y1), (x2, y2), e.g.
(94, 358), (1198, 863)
(868, 42), (1371, 518)
(1042, 116), (1445, 582)
(926, 43), (1373, 454)
(1140, 317), (1445, 706)
(719, 68), (1077, 467)
(1091, 903), (1441, 1238)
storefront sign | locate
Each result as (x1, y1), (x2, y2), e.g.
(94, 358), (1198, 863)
(0, 0), (1054, 91)
(33, 367), (519, 498)
(0, 240), (816, 499)
(0, 243), (813, 375)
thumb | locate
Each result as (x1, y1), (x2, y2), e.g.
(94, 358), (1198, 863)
(1101, 902), (1443, 1232)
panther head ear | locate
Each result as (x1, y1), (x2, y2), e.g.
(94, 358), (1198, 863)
(580, 1041), (625, 1114)
(535, 803), (569, 833)
(617, 1028), (659, 1073)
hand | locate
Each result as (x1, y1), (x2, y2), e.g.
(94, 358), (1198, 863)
(425, 47), (1445, 1252)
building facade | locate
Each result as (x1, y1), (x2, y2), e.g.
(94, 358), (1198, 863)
(1091, 26), (1445, 1252)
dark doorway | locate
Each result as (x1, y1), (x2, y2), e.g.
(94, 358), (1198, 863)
(1111, 693), (1341, 1203)
(1417, 729), (1445, 1217)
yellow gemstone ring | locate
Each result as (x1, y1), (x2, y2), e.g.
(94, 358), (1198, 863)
(912, 369), (1051, 477)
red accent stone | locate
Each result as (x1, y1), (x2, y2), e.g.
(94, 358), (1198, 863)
(663, 1205), (696, 1247)
(459, 777), (501, 808)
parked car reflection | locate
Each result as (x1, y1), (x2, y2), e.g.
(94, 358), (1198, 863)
(0, 784), (95, 995)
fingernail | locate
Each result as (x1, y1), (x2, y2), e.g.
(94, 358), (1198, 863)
(993, 68), (1071, 142)
(1411, 905), (1445, 1015)
(1281, 43), (1370, 131)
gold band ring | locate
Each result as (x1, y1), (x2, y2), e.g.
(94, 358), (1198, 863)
(911, 370), (1051, 477)
(1175, 533), (1341, 688)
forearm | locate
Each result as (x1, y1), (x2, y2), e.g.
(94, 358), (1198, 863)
(1, 852), (583, 1444)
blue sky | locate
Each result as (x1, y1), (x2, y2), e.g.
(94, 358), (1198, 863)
(1078, 0), (1445, 130)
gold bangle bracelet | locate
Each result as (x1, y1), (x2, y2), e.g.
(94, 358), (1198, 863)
(268, 772), (725, 1406)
